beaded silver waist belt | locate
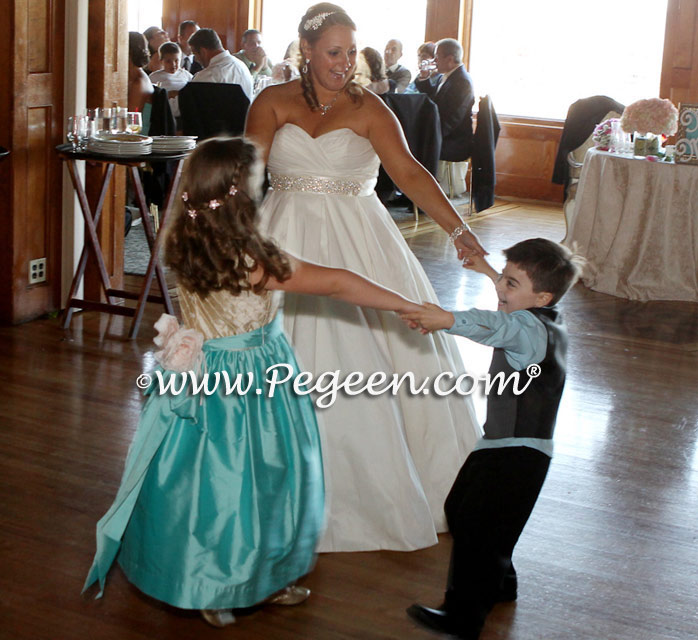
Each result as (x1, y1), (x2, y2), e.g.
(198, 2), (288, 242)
(269, 173), (368, 196)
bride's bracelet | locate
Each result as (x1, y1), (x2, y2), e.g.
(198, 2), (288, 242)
(449, 223), (472, 245)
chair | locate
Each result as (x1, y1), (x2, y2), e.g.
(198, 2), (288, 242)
(178, 82), (250, 140)
(470, 95), (500, 215)
(445, 95), (500, 216)
(561, 109), (622, 237)
(141, 86), (177, 208)
(148, 85), (176, 136)
(552, 95), (625, 197)
(380, 92), (442, 220)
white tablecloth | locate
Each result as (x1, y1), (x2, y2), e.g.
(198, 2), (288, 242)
(565, 148), (698, 302)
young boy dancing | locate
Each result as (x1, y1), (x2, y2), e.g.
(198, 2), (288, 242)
(402, 238), (584, 639)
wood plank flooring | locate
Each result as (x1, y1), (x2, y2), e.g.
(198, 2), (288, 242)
(1, 202), (697, 640)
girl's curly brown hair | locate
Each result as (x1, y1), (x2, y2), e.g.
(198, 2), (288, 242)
(163, 137), (291, 297)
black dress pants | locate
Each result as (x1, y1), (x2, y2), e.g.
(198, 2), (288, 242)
(443, 446), (551, 635)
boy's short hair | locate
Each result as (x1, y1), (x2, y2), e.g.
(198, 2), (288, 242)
(503, 238), (585, 305)
(158, 41), (181, 58)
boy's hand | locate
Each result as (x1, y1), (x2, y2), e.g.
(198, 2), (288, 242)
(463, 254), (500, 282)
(400, 302), (455, 334)
(463, 253), (488, 273)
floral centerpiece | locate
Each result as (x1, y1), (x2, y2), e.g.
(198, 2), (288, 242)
(592, 118), (617, 150)
(620, 98), (679, 156)
(620, 98), (678, 136)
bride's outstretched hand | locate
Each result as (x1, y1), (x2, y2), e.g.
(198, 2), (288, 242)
(454, 229), (487, 260)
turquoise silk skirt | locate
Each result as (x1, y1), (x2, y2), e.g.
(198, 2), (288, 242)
(83, 314), (325, 610)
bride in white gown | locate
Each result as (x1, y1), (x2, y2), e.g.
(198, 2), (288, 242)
(246, 2), (484, 552)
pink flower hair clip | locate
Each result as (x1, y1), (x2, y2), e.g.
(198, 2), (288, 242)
(181, 192), (198, 218)
(180, 182), (238, 219)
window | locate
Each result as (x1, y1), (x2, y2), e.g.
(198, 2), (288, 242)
(468, 0), (669, 119)
(260, 0), (428, 79)
(127, 0), (164, 33)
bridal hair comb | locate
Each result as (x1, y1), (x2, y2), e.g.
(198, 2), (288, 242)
(182, 184), (239, 219)
(303, 11), (336, 31)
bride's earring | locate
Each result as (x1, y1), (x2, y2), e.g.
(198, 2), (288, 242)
(302, 58), (310, 74)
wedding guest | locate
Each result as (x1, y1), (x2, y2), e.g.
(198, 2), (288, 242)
(403, 239), (584, 640)
(416, 38), (475, 197)
(178, 20), (202, 74)
(384, 39), (411, 93)
(233, 29), (273, 79)
(357, 47), (391, 95)
(188, 28), (253, 100)
(271, 40), (301, 84)
(143, 26), (169, 74)
(128, 31), (154, 114)
(149, 42), (193, 118)
(404, 41), (437, 93)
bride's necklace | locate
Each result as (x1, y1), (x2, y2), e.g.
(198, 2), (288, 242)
(318, 92), (340, 116)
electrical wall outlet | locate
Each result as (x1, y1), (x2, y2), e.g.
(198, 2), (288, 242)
(29, 258), (47, 284)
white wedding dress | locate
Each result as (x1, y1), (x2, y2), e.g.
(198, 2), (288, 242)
(259, 123), (482, 552)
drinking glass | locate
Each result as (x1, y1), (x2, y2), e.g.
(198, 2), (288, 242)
(66, 115), (87, 151)
(126, 112), (142, 134)
(78, 118), (92, 150)
(96, 107), (112, 135)
(610, 120), (622, 153)
(114, 107), (128, 133)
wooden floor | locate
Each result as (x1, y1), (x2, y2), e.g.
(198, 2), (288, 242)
(2, 202), (697, 640)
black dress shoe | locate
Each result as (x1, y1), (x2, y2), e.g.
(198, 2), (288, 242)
(406, 604), (481, 639)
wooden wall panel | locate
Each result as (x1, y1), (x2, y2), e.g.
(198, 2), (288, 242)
(425, 0), (460, 42)
(162, 0), (250, 53)
(1, 0), (65, 324)
(494, 118), (564, 202)
(660, 0), (698, 106)
(84, 0), (128, 303)
(28, 0), (51, 72)
(0, 0), (11, 321)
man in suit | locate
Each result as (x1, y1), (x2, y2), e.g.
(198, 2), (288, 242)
(416, 38), (474, 197)
(178, 20), (202, 75)
(384, 39), (411, 93)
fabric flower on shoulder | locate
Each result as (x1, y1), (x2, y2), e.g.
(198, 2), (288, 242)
(153, 313), (204, 372)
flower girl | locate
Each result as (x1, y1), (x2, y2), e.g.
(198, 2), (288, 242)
(83, 136), (423, 627)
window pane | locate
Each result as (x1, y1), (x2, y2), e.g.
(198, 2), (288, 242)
(128, 0), (164, 33)
(469, 0), (669, 119)
(261, 0), (428, 77)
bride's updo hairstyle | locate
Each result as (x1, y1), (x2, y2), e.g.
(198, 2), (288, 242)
(164, 137), (291, 297)
(298, 3), (362, 111)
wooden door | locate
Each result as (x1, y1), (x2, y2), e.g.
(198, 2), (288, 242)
(0, 0), (66, 324)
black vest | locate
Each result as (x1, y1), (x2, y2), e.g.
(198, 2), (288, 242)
(483, 307), (567, 441)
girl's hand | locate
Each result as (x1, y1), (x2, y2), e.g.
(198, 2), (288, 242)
(395, 300), (423, 330)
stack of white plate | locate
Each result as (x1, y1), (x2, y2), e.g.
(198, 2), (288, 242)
(87, 133), (153, 156)
(150, 136), (197, 154)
